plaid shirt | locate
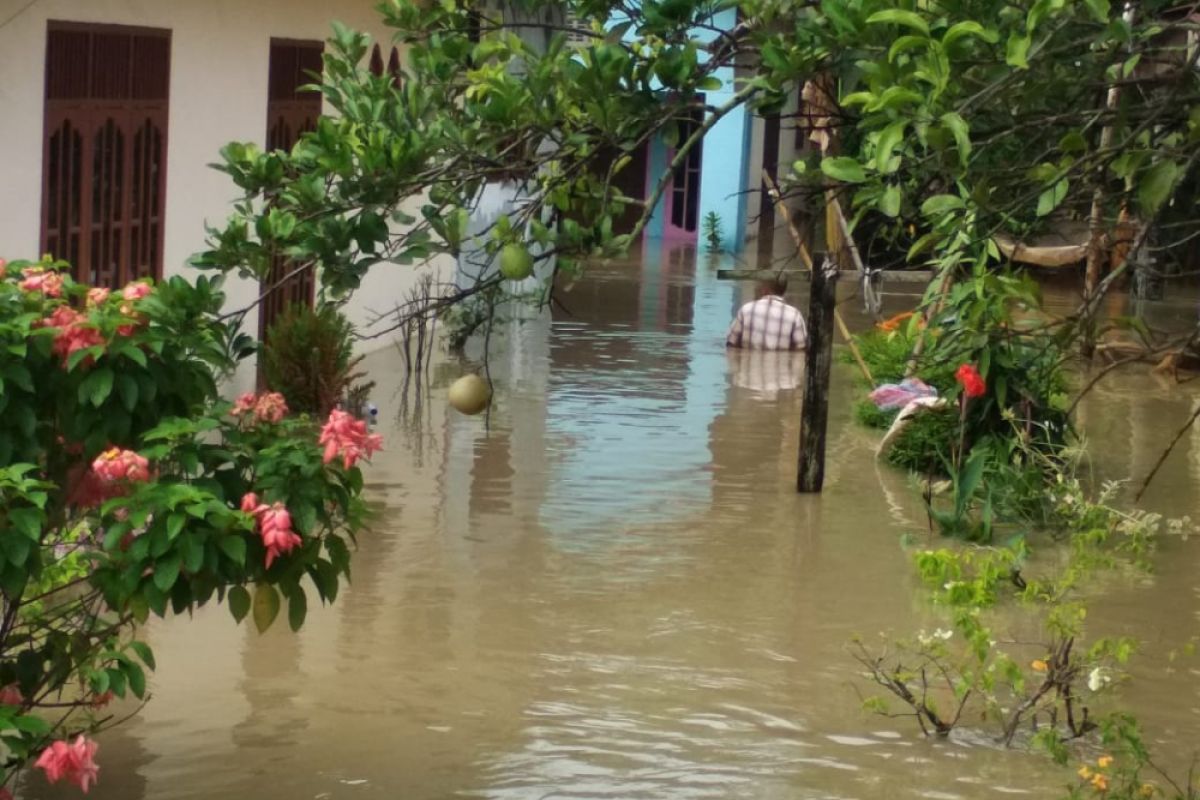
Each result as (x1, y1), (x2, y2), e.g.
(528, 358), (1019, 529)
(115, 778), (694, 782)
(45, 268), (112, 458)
(726, 295), (808, 351)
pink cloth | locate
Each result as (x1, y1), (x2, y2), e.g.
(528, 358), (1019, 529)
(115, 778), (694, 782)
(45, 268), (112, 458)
(869, 378), (937, 410)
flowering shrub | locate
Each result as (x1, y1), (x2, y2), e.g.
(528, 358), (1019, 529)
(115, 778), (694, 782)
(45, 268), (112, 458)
(0, 257), (376, 794)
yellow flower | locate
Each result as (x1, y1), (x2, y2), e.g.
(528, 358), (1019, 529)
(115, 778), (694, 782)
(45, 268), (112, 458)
(1078, 765), (1094, 780)
(1031, 659), (1049, 672)
(1097, 755), (1114, 769)
(1139, 783), (1156, 798)
(1091, 773), (1109, 792)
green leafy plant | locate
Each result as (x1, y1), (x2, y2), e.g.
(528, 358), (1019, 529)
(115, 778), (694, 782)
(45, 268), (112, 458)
(702, 211), (724, 252)
(262, 304), (374, 417)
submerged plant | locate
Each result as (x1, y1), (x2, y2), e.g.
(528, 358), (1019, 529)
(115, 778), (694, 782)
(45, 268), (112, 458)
(262, 304), (374, 417)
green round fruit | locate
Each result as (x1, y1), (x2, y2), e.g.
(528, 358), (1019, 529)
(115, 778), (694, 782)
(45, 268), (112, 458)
(448, 374), (491, 416)
(499, 243), (534, 281)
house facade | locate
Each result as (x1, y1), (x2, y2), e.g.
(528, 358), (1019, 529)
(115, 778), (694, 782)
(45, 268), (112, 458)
(601, 6), (807, 253)
(0, 0), (449, 377)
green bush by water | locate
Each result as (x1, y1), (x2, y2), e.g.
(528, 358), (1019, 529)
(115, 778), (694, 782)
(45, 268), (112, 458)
(262, 304), (374, 416)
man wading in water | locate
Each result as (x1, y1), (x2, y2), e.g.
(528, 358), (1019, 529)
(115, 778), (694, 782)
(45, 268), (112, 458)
(725, 273), (808, 351)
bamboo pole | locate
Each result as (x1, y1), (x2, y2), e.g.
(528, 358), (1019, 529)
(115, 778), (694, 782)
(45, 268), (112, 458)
(1083, 1), (1138, 359)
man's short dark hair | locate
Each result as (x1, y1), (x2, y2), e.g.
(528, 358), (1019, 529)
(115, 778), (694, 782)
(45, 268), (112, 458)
(760, 272), (788, 296)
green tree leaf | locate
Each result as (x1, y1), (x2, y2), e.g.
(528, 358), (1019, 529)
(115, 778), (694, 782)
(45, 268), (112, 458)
(940, 112), (971, 167)
(78, 368), (115, 408)
(228, 585), (251, 624)
(921, 194), (965, 217)
(219, 536), (247, 567)
(1006, 33), (1031, 68)
(128, 641), (157, 671)
(288, 586), (308, 632)
(153, 554), (182, 592)
(876, 121), (907, 173)
(253, 583), (281, 633)
(821, 156), (869, 184)
(116, 374), (139, 412)
(866, 9), (930, 35)
(880, 184), (902, 217)
(1137, 160), (1180, 214)
(1036, 178), (1068, 216)
(942, 21), (999, 47)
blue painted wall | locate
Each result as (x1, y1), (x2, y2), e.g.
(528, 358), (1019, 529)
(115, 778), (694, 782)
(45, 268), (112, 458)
(608, 5), (751, 253)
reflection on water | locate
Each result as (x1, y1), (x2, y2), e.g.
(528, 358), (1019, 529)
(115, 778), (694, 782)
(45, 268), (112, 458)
(27, 245), (1200, 800)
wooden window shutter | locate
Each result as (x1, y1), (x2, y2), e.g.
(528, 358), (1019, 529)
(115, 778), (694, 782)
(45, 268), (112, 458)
(41, 22), (171, 289)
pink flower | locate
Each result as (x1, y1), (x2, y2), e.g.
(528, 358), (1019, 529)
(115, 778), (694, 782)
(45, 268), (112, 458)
(92, 448), (151, 484)
(319, 410), (383, 470)
(260, 503), (301, 568)
(254, 392), (288, 423)
(19, 267), (64, 298)
(86, 287), (111, 306)
(121, 281), (151, 301)
(0, 258), (7, 279)
(240, 492), (265, 515)
(41, 306), (105, 362)
(230, 392), (258, 417)
(35, 735), (100, 792)
(0, 684), (23, 706)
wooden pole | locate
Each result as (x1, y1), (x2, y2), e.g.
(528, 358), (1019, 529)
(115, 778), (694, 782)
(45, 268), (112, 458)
(799, 256), (838, 493)
(761, 170), (875, 385)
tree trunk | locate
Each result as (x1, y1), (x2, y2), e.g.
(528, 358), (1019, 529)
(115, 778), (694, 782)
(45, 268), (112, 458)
(798, 257), (838, 493)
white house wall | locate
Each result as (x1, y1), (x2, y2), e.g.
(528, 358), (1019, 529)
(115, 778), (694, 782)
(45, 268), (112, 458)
(0, 0), (450, 368)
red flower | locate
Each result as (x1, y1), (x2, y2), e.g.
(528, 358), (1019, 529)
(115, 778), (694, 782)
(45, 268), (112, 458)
(955, 364), (986, 399)
(35, 735), (100, 792)
(0, 684), (23, 706)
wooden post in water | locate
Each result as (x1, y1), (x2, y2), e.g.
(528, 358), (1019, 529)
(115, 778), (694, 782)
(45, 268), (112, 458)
(798, 256), (838, 493)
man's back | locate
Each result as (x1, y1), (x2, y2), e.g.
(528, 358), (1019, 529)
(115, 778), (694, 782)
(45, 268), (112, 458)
(726, 295), (807, 351)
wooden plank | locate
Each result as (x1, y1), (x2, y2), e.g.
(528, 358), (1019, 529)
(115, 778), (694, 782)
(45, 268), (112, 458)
(717, 268), (933, 283)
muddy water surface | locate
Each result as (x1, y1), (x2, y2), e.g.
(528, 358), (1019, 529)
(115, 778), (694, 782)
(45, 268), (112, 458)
(32, 247), (1200, 800)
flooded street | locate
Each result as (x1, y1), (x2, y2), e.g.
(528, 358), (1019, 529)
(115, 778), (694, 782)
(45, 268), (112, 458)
(33, 245), (1200, 800)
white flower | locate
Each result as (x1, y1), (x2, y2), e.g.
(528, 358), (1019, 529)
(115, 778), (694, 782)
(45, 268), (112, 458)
(934, 629), (953, 641)
(1088, 667), (1111, 692)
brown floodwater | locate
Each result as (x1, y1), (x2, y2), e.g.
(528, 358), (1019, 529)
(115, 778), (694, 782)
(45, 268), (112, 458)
(29, 243), (1200, 800)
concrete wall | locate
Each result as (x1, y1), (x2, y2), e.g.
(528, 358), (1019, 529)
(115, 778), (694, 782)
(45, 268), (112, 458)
(0, 0), (450, 371)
